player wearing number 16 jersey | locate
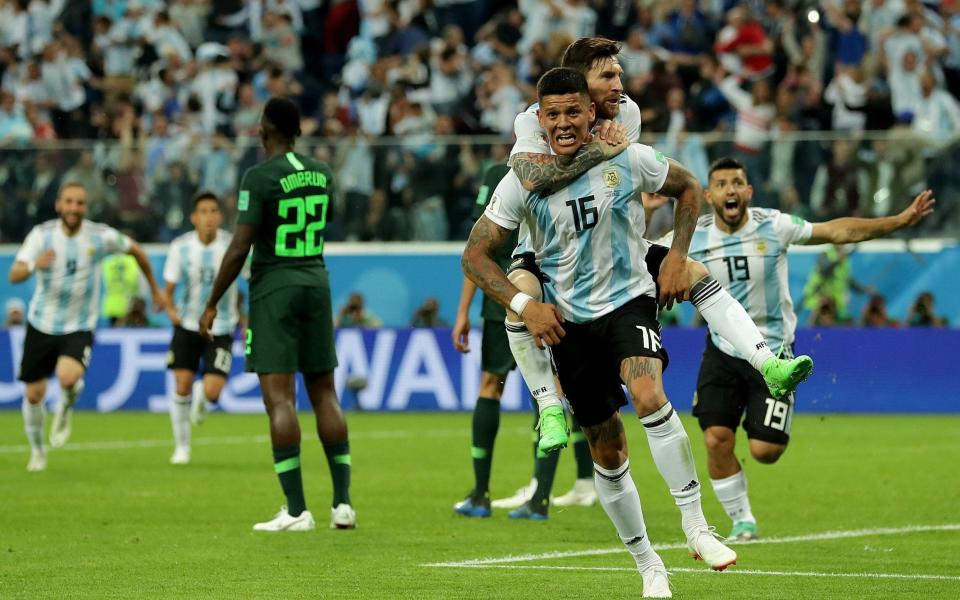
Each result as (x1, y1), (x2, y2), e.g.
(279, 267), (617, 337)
(658, 157), (935, 542)
(199, 97), (354, 532)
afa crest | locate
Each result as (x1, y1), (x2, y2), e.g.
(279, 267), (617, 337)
(756, 239), (767, 253)
(603, 168), (620, 187)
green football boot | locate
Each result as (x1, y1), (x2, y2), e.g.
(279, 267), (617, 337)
(536, 405), (569, 454)
(761, 354), (814, 399)
(729, 520), (759, 542)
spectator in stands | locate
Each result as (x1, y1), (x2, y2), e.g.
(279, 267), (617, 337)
(660, 0), (713, 80)
(4, 297), (25, 327)
(337, 293), (382, 328)
(808, 296), (841, 327)
(715, 66), (775, 190)
(861, 294), (899, 327)
(822, 0), (869, 69)
(906, 291), (948, 327)
(911, 69), (960, 143)
(824, 65), (868, 131)
(810, 140), (863, 219)
(714, 5), (774, 81)
(410, 297), (448, 328)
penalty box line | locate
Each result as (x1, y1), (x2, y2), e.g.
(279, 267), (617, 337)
(424, 523), (960, 569)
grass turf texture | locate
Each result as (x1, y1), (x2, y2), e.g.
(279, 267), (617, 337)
(1, 412), (958, 599)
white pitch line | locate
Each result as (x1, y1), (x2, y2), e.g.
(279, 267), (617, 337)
(0, 426), (519, 454)
(432, 564), (960, 582)
(424, 524), (960, 567)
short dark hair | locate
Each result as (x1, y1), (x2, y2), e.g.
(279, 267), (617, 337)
(708, 157), (748, 179)
(262, 97), (301, 139)
(537, 67), (589, 102)
(192, 191), (220, 210)
(560, 37), (620, 74)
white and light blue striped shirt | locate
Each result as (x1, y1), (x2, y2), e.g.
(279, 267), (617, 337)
(486, 144), (669, 323)
(17, 219), (132, 335)
(163, 229), (241, 336)
(660, 208), (813, 359)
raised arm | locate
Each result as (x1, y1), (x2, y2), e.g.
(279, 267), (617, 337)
(653, 159), (703, 309)
(513, 139), (624, 194)
(199, 223), (256, 338)
(805, 190), (935, 245)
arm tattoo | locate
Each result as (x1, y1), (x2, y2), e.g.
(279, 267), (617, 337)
(513, 141), (607, 194)
(461, 216), (518, 308)
(583, 416), (625, 446)
(658, 159), (700, 254)
(620, 357), (659, 384)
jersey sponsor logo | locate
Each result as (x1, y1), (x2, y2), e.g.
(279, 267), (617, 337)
(603, 167), (620, 187)
(238, 190), (250, 211)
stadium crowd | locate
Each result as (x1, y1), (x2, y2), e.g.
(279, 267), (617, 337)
(0, 0), (958, 243)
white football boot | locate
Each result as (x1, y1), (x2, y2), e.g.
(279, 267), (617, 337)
(253, 507), (316, 532)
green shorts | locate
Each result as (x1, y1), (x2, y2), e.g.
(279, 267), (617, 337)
(480, 319), (515, 375)
(245, 285), (338, 374)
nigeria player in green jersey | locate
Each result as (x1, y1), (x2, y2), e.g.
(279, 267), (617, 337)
(199, 97), (354, 532)
(452, 161), (567, 521)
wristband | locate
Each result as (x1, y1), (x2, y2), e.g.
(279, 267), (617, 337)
(509, 292), (534, 316)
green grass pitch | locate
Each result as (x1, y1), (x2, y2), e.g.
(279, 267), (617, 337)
(1, 411), (958, 599)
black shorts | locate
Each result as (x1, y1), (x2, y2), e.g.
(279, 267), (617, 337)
(19, 324), (93, 383)
(167, 326), (234, 377)
(506, 252), (548, 285)
(693, 336), (794, 445)
(551, 296), (670, 427)
(480, 319), (515, 375)
(644, 243), (670, 294)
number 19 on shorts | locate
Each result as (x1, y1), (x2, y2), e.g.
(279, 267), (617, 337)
(763, 397), (792, 432)
(276, 195), (328, 257)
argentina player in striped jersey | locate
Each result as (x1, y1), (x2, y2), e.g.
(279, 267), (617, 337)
(464, 68), (736, 597)
(162, 192), (246, 465)
(658, 158), (935, 543)
(9, 182), (165, 471)
(494, 37), (816, 518)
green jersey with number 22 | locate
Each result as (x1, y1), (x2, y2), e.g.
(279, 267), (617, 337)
(237, 151), (333, 300)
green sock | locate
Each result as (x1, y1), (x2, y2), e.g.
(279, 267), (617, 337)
(323, 441), (352, 507)
(273, 445), (306, 517)
(471, 397), (500, 499)
(531, 447), (560, 513)
(570, 414), (594, 479)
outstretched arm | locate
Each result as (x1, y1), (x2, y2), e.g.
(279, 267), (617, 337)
(199, 223), (256, 338)
(653, 159), (702, 309)
(805, 190), (935, 245)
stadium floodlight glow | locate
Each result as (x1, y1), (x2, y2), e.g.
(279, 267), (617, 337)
(807, 9), (820, 24)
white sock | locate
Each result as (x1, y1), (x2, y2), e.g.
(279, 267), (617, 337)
(640, 403), (709, 535)
(711, 470), (756, 524)
(505, 320), (561, 411)
(593, 460), (661, 571)
(62, 378), (85, 408)
(170, 394), (191, 449)
(691, 277), (775, 371)
(22, 399), (45, 453)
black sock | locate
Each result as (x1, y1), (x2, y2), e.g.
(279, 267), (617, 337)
(471, 397), (500, 499)
(273, 445), (306, 517)
(323, 440), (352, 507)
(531, 446), (560, 514)
(570, 414), (593, 479)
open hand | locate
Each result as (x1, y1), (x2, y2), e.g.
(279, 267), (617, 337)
(899, 189), (936, 227)
(521, 301), (566, 348)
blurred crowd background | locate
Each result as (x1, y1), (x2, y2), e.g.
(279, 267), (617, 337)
(0, 0), (958, 244)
